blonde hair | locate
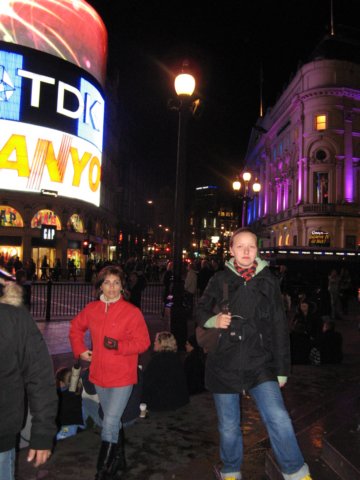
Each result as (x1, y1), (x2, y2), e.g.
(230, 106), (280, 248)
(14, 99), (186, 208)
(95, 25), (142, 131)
(155, 331), (178, 352)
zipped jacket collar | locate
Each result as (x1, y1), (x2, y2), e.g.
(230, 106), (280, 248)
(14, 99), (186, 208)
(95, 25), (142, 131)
(99, 294), (121, 312)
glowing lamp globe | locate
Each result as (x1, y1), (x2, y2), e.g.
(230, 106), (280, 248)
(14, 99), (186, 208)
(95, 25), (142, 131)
(174, 73), (196, 96)
(253, 180), (261, 193)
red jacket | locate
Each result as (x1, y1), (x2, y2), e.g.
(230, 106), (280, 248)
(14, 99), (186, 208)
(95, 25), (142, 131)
(69, 298), (150, 388)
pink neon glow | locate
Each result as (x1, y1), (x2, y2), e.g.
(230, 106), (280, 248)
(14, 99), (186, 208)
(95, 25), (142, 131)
(297, 161), (302, 202)
(283, 182), (289, 210)
(344, 160), (354, 202)
(263, 183), (268, 215)
(0, 0), (107, 85)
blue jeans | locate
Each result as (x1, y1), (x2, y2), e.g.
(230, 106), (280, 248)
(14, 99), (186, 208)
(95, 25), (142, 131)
(82, 398), (102, 428)
(213, 381), (309, 480)
(0, 448), (15, 480)
(95, 385), (133, 443)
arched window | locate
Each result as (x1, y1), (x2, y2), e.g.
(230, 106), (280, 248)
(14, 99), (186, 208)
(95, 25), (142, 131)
(0, 206), (24, 227)
(31, 210), (61, 230)
(67, 214), (84, 233)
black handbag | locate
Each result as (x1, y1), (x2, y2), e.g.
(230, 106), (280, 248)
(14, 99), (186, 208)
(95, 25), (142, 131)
(196, 282), (229, 353)
(195, 325), (219, 353)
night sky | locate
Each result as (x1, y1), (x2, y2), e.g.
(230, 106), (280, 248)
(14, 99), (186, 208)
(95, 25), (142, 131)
(87, 0), (360, 194)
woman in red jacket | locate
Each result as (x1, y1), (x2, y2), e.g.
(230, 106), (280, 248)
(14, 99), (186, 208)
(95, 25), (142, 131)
(69, 265), (150, 480)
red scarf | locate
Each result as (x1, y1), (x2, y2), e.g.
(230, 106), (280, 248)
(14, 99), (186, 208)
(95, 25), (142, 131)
(234, 260), (257, 282)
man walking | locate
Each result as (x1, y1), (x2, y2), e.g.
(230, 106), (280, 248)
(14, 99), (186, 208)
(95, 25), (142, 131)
(0, 278), (58, 479)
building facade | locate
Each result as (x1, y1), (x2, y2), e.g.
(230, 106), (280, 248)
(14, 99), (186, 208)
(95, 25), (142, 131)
(189, 185), (237, 259)
(0, 1), (121, 277)
(245, 32), (360, 257)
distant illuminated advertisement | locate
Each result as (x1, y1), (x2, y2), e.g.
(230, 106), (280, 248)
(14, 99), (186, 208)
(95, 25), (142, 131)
(0, 43), (104, 207)
(31, 210), (61, 230)
(0, 205), (23, 227)
(0, 0), (107, 86)
(309, 230), (330, 247)
(67, 214), (84, 233)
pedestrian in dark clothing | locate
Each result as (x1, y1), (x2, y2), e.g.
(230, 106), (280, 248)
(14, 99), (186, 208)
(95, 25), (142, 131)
(126, 271), (147, 309)
(290, 322), (312, 364)
(291, 301), (322, 344)
(40, 255), (49, 280)
(0, 278), (58, 480)
(26, 258), (36, 281)
(52, 259), (62, 281)
(67, 258), (77, 281)
(196, 228), (312, 480)
(317, 318), (343, 364)
(184, 335), (206, 395)
(197, 259), (214, 296)
(55, 367), (84, 440)
(142, 331), (189, 411)
(338, 268), (352, 315)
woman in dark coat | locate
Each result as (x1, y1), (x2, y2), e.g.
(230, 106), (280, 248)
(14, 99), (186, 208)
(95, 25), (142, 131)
(196, 228), (312, 480)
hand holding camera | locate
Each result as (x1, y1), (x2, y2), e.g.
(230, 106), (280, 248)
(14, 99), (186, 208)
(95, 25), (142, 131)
(104, 336), (118, 350)
(216, 311), (232, 329)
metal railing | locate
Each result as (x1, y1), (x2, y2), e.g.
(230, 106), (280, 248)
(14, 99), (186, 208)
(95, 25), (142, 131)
(30, 281), (165, 321)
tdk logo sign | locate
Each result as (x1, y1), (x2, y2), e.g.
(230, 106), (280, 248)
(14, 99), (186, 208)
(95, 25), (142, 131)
(0, 48), (104, 152)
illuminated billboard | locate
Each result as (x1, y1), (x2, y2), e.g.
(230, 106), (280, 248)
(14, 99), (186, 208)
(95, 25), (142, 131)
(0, 0), (107, 86)
(0, 42), (104, 207)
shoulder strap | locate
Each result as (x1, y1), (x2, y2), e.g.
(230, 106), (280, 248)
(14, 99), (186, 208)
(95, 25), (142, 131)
(221, 282), (229, 313)
(223, 282), (228, 302)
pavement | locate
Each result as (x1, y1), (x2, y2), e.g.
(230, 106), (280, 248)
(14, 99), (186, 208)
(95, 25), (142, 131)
(16, 301), (360, 480)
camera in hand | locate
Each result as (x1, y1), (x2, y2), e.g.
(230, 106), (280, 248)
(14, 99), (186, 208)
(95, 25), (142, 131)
(104, 336), (118, 350)
(228, 326), (242, 342)
(228, 316), (242, 343)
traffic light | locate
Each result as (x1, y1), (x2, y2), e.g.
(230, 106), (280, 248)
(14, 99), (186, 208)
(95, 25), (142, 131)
(82, 240), (89, 255)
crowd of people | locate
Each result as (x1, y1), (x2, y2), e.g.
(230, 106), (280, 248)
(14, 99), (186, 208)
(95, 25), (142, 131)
(1, 237), (359, 480)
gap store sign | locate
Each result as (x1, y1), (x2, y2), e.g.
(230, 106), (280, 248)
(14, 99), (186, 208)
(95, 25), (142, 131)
(0, 42), (105, 206)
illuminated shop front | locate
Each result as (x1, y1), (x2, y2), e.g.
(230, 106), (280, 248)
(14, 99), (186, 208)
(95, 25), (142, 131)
(0, 206), (24, 264)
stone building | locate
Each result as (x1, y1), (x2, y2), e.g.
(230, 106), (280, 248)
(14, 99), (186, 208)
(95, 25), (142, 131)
(245, 29), (360, 255)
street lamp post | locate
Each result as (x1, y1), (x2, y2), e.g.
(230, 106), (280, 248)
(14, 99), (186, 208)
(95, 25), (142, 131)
(171, 66), (196, 349)
(232, 171), (261, 227)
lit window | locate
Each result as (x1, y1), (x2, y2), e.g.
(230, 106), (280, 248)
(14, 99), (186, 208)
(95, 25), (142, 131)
(31, 209), (61, 230)
(0, 206), (23, 227)
(315, 115), (327, 130)
(313, 173), (329, 204)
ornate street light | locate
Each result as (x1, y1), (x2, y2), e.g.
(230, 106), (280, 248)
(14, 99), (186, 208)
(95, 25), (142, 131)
(232, 171), (261, 227)
(171, 63), (196, 349)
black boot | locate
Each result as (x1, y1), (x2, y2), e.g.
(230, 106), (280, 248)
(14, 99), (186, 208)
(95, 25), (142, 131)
(95, 441), (117, 480)
(107, 428), (126, 479)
